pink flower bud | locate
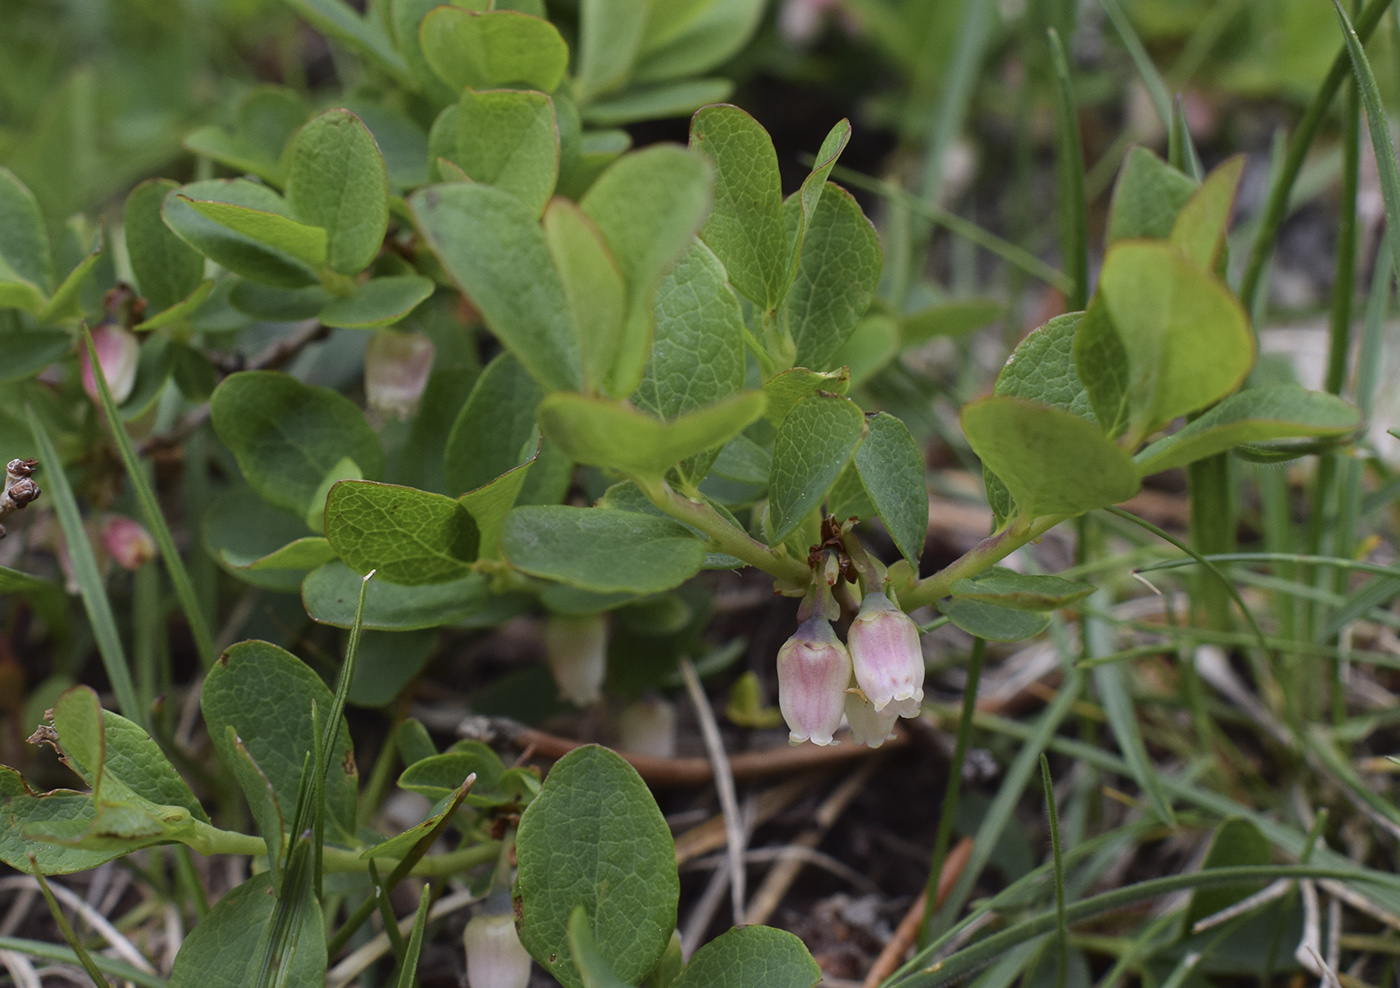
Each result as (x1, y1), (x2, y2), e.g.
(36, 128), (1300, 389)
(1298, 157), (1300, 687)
(617, 696), (677, 758)
(100, 515), (157, 570)
(365, 330), (435, 418)
(81, 325), (140, 404)
(847, 591), (924, 717)
(777, 616), (852, 746)
(844, 690), (898, 748)
(543, 613), (607, 707)
(463, 913), (532, 988)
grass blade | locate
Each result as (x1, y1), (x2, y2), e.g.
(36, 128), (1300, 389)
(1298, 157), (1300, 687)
(30, 867), (112, 988)
(1047, 28), (1088, 311)
(1239, 0), (1393, 309)
(1039, 756), (1068, 988)
(83, 327), (217, 670)
(1095, 0), (1172, 129)
(25, 408), (141, 724)
(393, 886), (432, 988)
(0, 937), (165, 988)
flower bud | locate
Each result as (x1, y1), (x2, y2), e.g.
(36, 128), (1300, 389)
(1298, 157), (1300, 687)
(844, 690), (898, 748)
(847, 591), (924, 717)
(81, 325), (140, 404)
(365, 330), (435, 419)
(617, 696), (677, 758)
(543, 613), (607, 707)
(100, 515), (157, 570)
(777, 616), (852, 746)
(463, 913), (532, 988)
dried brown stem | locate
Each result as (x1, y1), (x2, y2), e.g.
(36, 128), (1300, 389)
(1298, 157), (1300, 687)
(860, 836), (975, 988)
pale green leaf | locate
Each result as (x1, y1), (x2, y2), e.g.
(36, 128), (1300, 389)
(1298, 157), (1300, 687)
(767, 392), (865, 543)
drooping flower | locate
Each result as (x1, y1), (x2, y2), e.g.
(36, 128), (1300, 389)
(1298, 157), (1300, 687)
(777, 615), (852, 746)
(844, 690), (898, 748)
(365, 329), (435, 418)
(81, 325), (140, 405)
(847, 590), (924, 716)
(101, 515), (157, 570)
(543, 613), (607, 707)
(463, 912), (532, 988)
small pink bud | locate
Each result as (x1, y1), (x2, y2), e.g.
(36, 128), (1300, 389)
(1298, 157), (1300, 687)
(617, 696), (677, 758)
(777, 616), (852, 746)
(101, 515), (157, 570)
(463, 913), (532, 988)
(81, 325), (140, 404)
(543, 613), (607, 707)
(844, 690), (898, 748)
(848, 591), (924, 716)
(365, 330), (435, 418)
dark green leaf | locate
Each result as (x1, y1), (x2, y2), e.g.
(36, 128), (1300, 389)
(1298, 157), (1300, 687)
(0, 166), (53, 297)
(325, 480), (480, 584)
(767, 392), (865, 543)
(501, 505), (704, 593)
(303, 560), (492, 631)
(444, 351), (546, 495)
(762, 366), (850, 426)
(937, 597), (1052, 642)
(125, 179), (205, 313)
(949, 568), (1095, 611)
(210, 370), (384, 517)
(319, 275), (434, 330)
(671, 926), (821, 988)
(852, 412), (927, 565)
(285, 108), (390, 275)
(516, 746), (678, 988)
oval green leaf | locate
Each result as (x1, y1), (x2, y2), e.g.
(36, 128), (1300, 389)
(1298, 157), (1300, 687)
(501, 505), (705, 593)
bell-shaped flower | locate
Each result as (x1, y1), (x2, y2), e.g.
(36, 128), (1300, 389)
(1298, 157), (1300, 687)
(463, 912), (532, 988)
(101, 515), (157, 570)
(617, 695), (677, 758)
(543, 613), (607, 707)
(777, 616), (852, 746)
(81, 325), (140, 405)
(847, 591), (924, 716)
(365, 329), (435, 418)
(844, 690), (898, 748)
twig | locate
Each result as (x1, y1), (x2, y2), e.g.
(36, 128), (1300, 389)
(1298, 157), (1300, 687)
(0, 951), (41, 988)
(679, 657), (746, 929)
(0, 459), (41, 538)
(455, 715), (909, 786)
(674, 773), (823, 865)
(682, 846), (881, 896)
(861, 837), (975, 988)
(744, 759), (881, 926)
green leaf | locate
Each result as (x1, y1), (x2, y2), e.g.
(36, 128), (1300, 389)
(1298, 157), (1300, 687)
(230, 281), (332, 322)
(633, 240), (747, 481)
(762, 366), (850, 426)
(420, 7), (568, 93)
(671, 926), (821, 988)
(852, 412), (928, 565)
(201, 640), (358, 843)
(582, 78), (735, 127)
(539, 391), (766, 482)
(1135, 385), (1360, 476)
(348, 629), (438, 707)
(38, 245), (102, 324)
(902, 298), (1002, 345)
(827, 460), (874, 522)
(223, 727), (285, 884)
(1072, 301), (1130, 437)
(0, 166), (53, 296)
(1184, 819), (1271, 927)
(516, 746), (679, 988)
(581, 146), (713, 397)
(319, 275), (434, 329)
(1098, 241), (1254, 437)
(1105, 146), (1197, 243)
(204, 486), (314, 593)
(303, 560), (492, 630)
(211, 371), (384, 518)
(0, 325), (71, 382)
(631, 0), (765, 82)
(961, 397), (1140, 519)
(936, 597), (1052, 643)
(1170, 155), (1244, 271)
(501, 505), (704, 593)
(949, 568), (1096, 611)
(689, 104), (786, 308)
(125, 179), (205, 313)
(285, 108), (389, 275)
(785, 118), (851, 290)
(992, 312), (1093, 418)
(827, 312), (899, 387)
(544, 198), (627, 393)
(459, 445), (538, 556)
(284, 0), (408, 81)
(397, 743), (508, 807)
(325, 480), (480, 584)
(392, 0), (458, 98)
(182, 127), (284, 187)
(1, 767), (123, 874)
(410, 182), (581, 392)
(444, 352), (547, 495)
(574, 0), (648, 104)
(167, 873), (326, 988)
(180, 198), (328, 271)
(779, 184), (881, 371)
(161, 180), (321, 288)
(456, 88), (560, 215)
(767, 392), (865, 543)
(568, 906), (634, 988)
